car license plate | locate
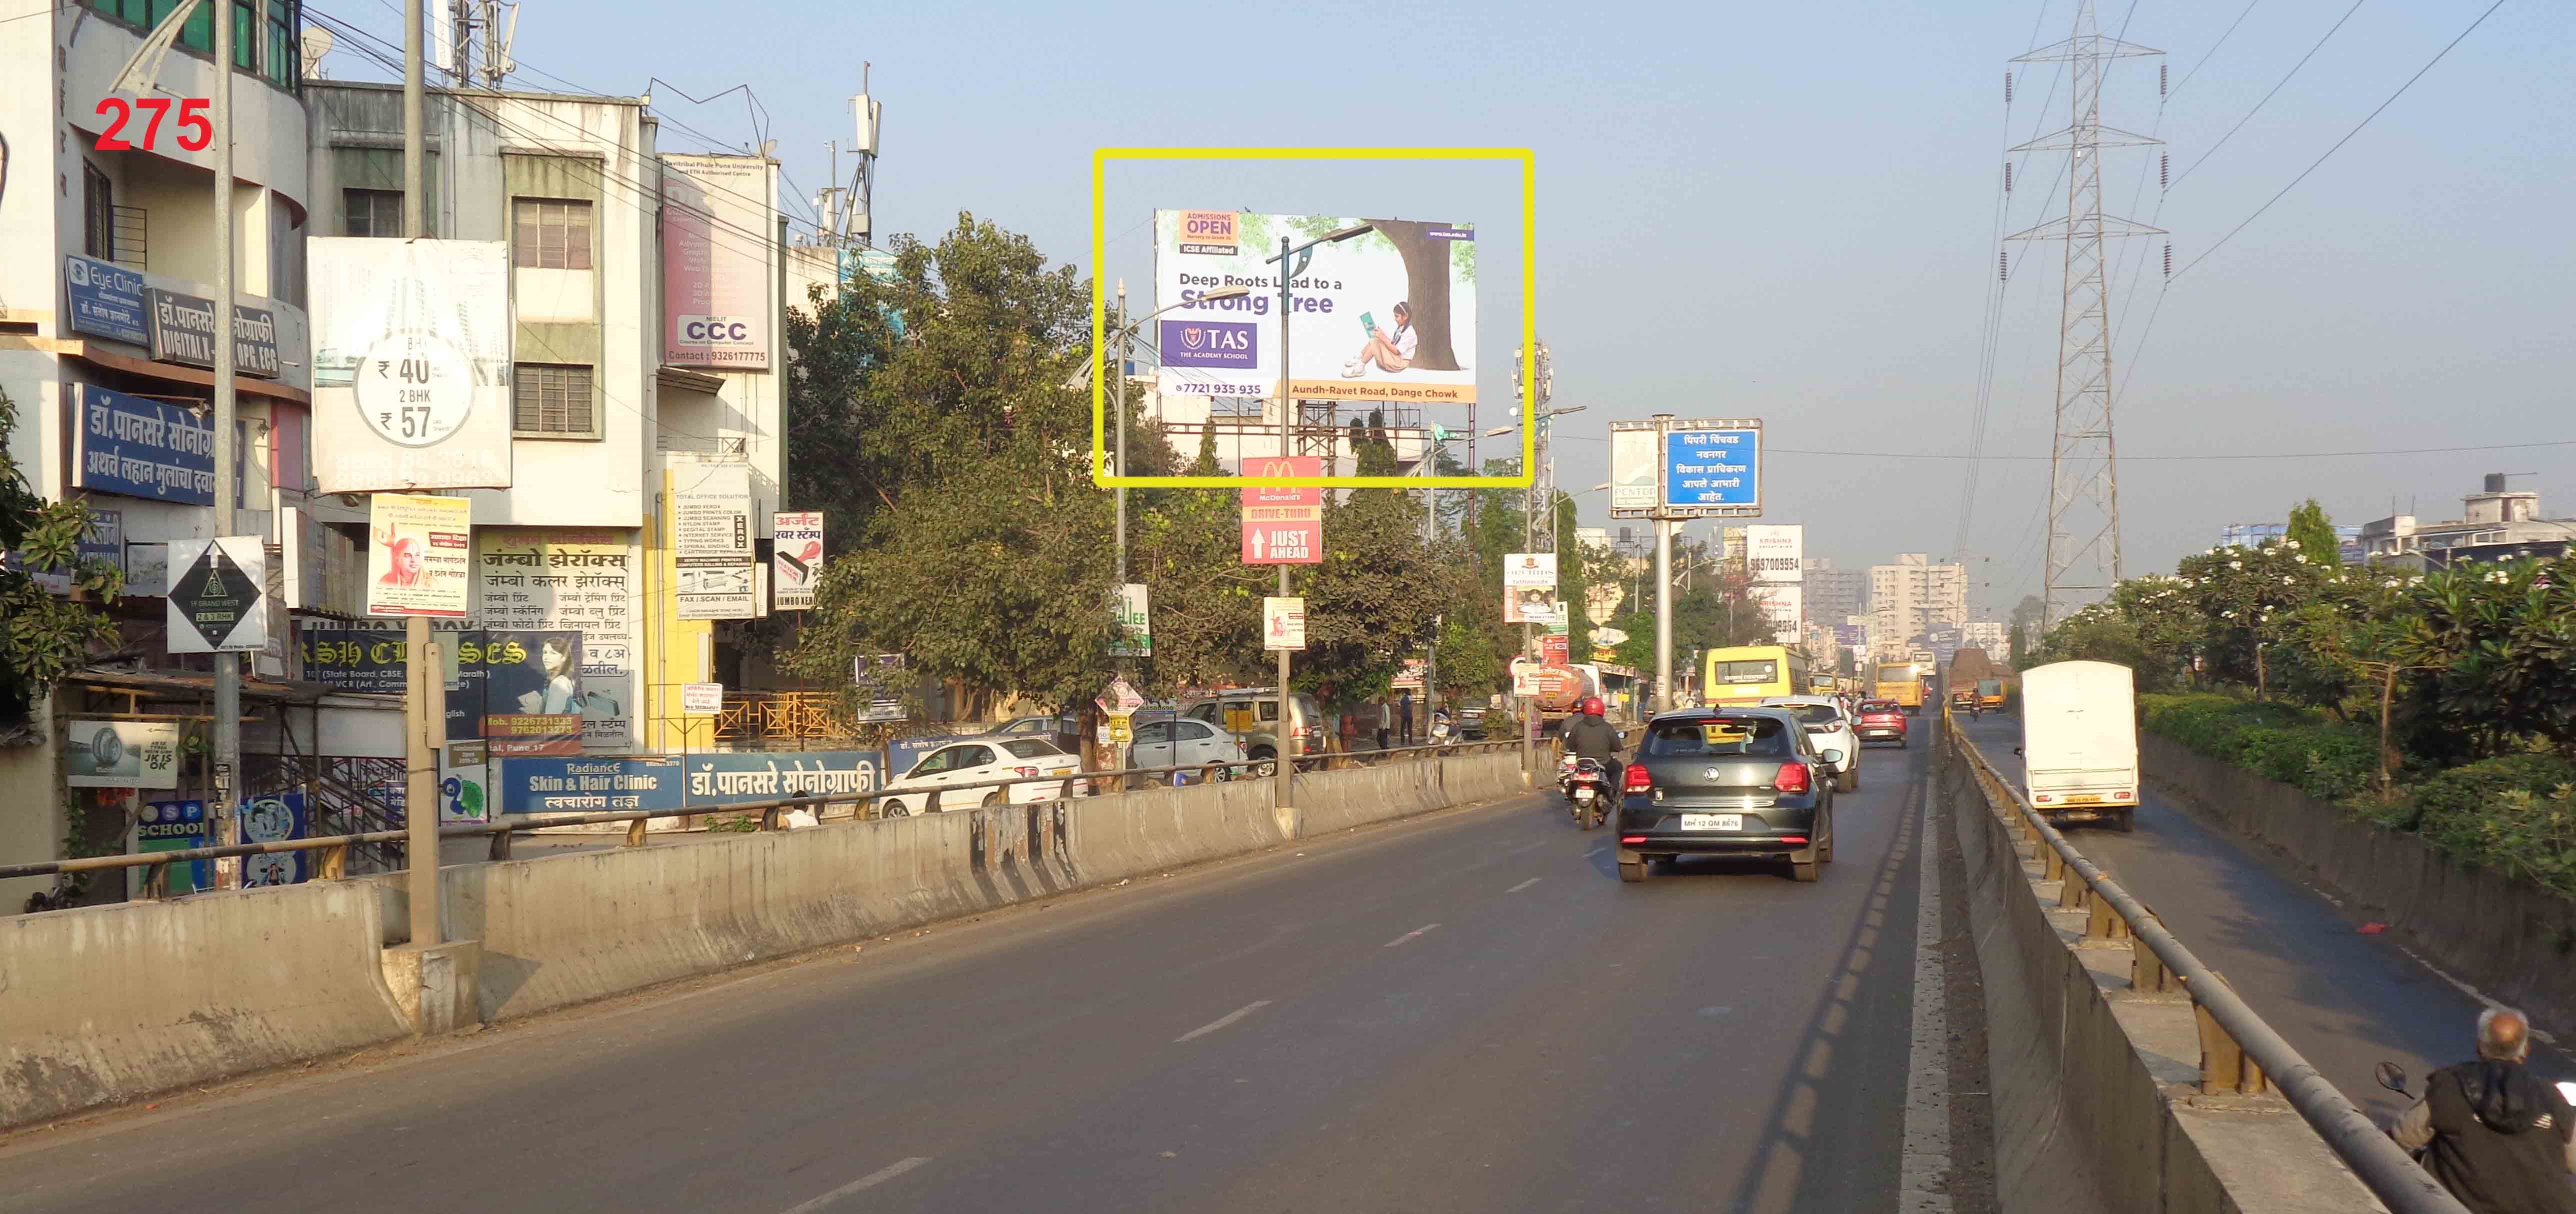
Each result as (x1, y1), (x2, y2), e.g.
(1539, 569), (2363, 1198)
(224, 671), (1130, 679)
(1680, 813), (1742, 832)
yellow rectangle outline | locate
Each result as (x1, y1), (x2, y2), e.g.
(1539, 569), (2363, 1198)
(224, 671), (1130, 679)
(1090, 146), (1536, 490)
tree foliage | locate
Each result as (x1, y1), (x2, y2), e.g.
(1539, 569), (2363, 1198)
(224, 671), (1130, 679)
(1, 387), (123, 737)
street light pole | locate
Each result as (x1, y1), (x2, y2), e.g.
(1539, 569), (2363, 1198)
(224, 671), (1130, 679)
(1114, 280), (1126, 584)
(209, 0), (241, 886)
(1275, 236), (1294, 824)
(1258, 226), (1368, 826)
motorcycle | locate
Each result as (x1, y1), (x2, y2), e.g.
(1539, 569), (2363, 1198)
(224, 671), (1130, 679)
(1560, 756), (1612, 830)
(2378, 1060), (2576, 1151)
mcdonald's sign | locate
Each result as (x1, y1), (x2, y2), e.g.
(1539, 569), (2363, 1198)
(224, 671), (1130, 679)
(1242, 456), (1324, 564)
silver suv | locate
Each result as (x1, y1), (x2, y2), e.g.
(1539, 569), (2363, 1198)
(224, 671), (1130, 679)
(1182, 689), (1325, 776)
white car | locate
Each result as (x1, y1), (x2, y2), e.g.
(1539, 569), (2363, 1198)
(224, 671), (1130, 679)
(1761, 696), (1864, 793)
(1128, 716), (1249, 781)
(878, 737), (1084, 816)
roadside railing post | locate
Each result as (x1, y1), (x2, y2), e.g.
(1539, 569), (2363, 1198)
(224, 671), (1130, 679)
(2134, 936), (2177, 994)
(2196, 995), (2268, 1096)
(2084, 895), (2131, 942)
(320, 843), (350, 881)
(487, 827), (513, 861)
(624, 817), (648, 848)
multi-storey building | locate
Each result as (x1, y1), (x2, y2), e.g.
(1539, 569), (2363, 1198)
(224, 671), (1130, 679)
(0, 41), (794, 901)
(1869, 553), (1966, 652)
(2, 0), (320, 905)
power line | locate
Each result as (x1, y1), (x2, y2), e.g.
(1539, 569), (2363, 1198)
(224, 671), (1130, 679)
(310, 8), (823, 245)
(2172, 0), (2508, 281)
(1548, 434), (2576, 462)
(2169, 0), (2367, 188)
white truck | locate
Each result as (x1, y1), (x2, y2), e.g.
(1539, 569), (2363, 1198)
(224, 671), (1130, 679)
(2016, 661), (2138, 831)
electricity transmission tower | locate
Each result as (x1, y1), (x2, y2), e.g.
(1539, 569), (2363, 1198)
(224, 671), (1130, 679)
(2008, 0), (2162, 630)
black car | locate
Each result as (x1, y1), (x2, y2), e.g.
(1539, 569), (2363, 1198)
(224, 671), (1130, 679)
(1614, 707), (1841, 884)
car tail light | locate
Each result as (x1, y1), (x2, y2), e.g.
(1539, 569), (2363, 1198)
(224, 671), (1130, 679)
(1623, 765), (1653, 792)
(1773, 762), (1811, 794)
(1780, 836), (1808, 845)
(1620, 836), (1648, 845)
(2034, 793), (2055, 804)
(2112, 791), (2134, 800)
(1014, 766), (1039, 778)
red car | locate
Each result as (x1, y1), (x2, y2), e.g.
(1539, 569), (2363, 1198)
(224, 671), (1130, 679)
(1854, 700), (1909, 749)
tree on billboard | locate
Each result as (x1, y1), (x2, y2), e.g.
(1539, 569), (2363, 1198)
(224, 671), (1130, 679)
(1367, 219), (1465, 373)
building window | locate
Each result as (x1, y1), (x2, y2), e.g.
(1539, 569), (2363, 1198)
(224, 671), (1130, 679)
(511, 198), (594, 270)
(344, 188), (406, 237)
(513, 364), (598, 438)
(83, 164), (116, 262)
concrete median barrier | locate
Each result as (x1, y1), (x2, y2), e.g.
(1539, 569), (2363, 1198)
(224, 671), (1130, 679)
(3, 748), (1538, 1131)
(0, 881), (410, 1129)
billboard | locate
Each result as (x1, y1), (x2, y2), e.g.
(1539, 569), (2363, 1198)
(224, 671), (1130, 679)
(673, 463), (756, 619)
(309, 238), (514, 492)
(476, 530), (638, 749)
(1746, 524), (1804, 583)
(1502, 551), (1560, 627)
(1608, 425), (1658, 517)
(662, 156), (772, 370)
(1154, 211), (1476, 405)
(1755, 584), (1803, 645)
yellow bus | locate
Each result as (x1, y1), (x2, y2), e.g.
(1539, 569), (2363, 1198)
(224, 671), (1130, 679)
(1873, 662), (1925, 713)
(1705, 645), (1808, 705)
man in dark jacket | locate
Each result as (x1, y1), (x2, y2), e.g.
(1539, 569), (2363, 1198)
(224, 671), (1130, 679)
(2392, 1006), (2576, 1213)
(1559, 697), (1626, 792)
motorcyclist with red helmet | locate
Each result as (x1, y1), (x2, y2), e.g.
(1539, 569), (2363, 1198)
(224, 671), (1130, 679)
(1559, 696), (1626, 796)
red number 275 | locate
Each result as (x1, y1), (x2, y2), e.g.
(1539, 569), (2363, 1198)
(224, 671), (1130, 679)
(94, 97), (212, 152)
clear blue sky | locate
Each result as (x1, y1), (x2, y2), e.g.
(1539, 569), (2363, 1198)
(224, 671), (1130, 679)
(315, 0), (2571, 618)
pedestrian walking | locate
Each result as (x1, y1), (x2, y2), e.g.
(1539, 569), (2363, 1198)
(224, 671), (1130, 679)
(1398, 689), (1416, 745)
(1374, 696), (1394, 752)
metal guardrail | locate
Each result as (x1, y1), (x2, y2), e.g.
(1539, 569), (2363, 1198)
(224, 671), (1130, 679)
(0, 740), (1522, 895)
(1944, 711), (2470, 1214)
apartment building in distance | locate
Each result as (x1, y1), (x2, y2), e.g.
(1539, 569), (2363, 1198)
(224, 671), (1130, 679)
(1869, 553), (1966, 651)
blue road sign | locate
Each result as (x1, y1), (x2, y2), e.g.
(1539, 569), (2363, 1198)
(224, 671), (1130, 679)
(1662, 425), (1760, 516)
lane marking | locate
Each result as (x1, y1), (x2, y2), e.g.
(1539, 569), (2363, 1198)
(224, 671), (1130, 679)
(1586, 844), (1606, 856)
(1174, 1000), (1272, 1044)
(780, 1157), (931, 1214)
(1900, 767), (1952, 1211)
(1506, 878), (1542, 893)
(1382, 923), (1442, 948)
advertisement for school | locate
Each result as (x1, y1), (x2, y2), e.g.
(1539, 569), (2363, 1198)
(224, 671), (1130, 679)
(1153, 211), (1476, 405)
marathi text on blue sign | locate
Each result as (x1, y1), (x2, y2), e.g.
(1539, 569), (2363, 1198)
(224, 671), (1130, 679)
(1664, 428), (1760, 511)
(72, 385), (216, 505)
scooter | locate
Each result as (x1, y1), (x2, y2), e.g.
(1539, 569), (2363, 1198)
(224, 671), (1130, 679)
(1560, 756), (1612, 830)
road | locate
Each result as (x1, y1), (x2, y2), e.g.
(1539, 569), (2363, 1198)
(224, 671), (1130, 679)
(1956, 712), (2574, 1122)
(0, 743), (1980, 1214)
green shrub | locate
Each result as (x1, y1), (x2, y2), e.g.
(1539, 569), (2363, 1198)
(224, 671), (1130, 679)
(2142, 694), (2376, 802)
(2398, 756), (2576, 896)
